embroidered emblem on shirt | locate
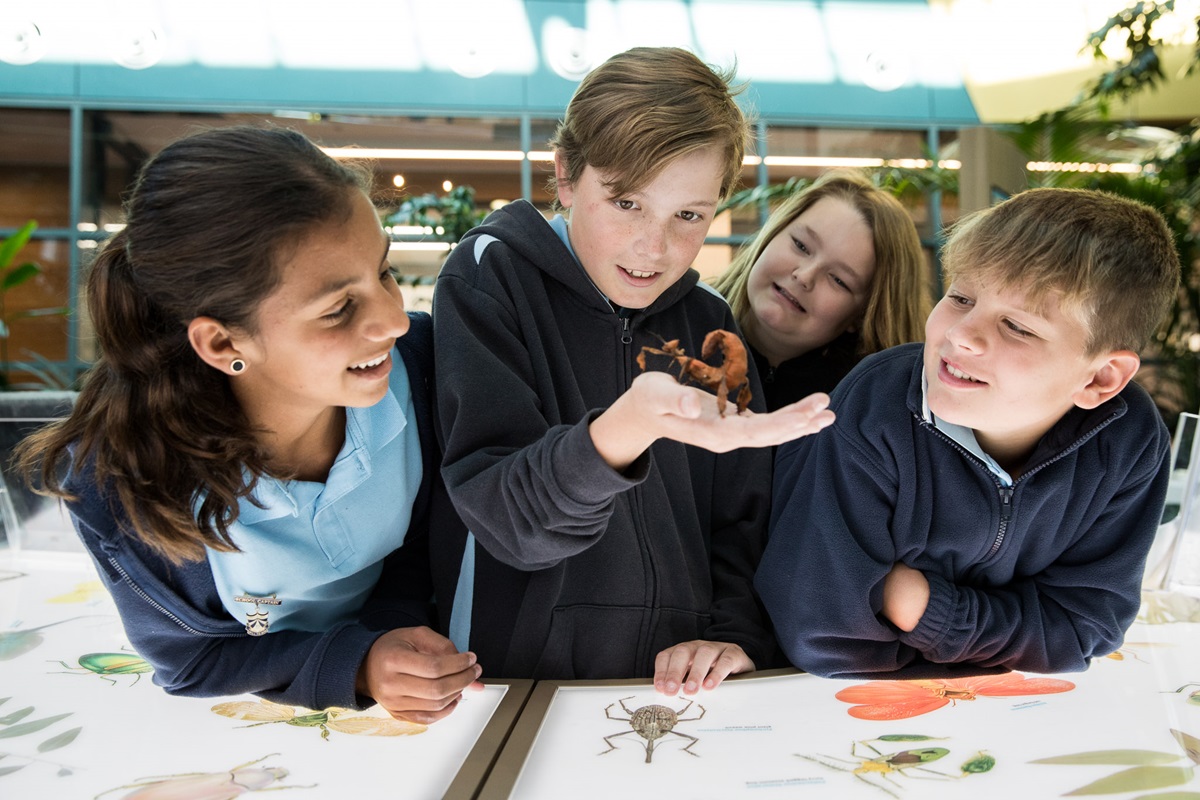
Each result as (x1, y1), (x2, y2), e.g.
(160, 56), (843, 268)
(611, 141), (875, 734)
(234, 594), (281, 636)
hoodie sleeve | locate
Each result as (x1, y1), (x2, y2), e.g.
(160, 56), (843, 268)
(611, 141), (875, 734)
(69, 497), (383, 711)
(756, 424), (920, 678)
(899, 432), (1169, 673)
(432, 250), (648, 572)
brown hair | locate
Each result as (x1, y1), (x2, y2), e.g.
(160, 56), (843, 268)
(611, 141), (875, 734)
(710, 170), (932, 355)
(549, 46), (750, 202)
(15, 126), (372, 564)
(941, 187), (1180, 354)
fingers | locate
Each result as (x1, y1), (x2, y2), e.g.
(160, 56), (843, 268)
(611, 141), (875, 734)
(653, 641), (755, 697)
(359, 627), (485, 724)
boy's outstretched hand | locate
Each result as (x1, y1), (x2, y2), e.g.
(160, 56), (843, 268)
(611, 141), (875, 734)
(356, 626), (484, 724)
(591, 371), (835, 470)
(653, 639), (754, 696)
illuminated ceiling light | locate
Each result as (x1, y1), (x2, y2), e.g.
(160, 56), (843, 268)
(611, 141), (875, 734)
(392, 174), (406, 188)
(1026, 161), (1143, 173)
(764, 156), (887, 168)
(112, 26), (166, 70)
(861, 48), (912, 92)
(450, 41), (497, 79)
(442, 180), (454, 192)
(543, 17), (592, 80)
(0, 20), (45, 65)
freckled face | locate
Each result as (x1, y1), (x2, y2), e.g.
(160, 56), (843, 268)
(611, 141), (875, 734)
(231, 190), (410, 420)
(744, 197), (875, 363)
(923, 278), (1101, 458)
(555, 146), (724, 310)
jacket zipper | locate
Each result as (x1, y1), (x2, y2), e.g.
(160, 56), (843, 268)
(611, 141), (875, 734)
(617, 306), (657, 667)
(108, 556), (240, 638)
(990, 487), (1013, 558)
(921, 409), (1118, 561)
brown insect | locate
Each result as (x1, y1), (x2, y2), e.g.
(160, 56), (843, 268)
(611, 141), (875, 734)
(599, 696), (706, 763)
(637, 329), (752, 416)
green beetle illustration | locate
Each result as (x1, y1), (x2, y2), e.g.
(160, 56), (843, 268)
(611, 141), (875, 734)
(49, 652), (153, 685)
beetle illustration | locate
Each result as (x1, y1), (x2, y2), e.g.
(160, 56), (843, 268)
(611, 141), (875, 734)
(211, 698), (426, 740)
(835, 672), (1076, 720)
(94, 753), (311, 799)
(637, 329), (752, 416)
(798, 740), (955, 798)
(50, 652), (153, 686)
(599, 696), (706, 763)
(1167, 682), (1200, 706)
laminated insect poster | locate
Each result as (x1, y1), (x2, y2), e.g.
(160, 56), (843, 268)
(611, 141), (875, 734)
(0, 551), (523, 800)
(492, 610), (1200, 800)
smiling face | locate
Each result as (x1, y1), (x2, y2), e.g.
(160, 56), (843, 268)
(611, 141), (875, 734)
(743, 196), (876, 366)
(229, 189), (410, 424)
(923, 277), (1107, 467)
(555, 146), (723, 310)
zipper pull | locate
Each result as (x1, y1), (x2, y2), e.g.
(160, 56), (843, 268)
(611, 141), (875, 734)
(998, 486), (1013, 520)
(620, 311), (632, 345)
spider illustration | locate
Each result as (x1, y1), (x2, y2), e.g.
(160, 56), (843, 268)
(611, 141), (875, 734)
(599, 696), (706, 763)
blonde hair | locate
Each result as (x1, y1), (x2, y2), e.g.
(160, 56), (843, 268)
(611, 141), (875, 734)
(549, 46), (749, 203)
(710, 170), (931, 355)
(941, 187), (1180, 354)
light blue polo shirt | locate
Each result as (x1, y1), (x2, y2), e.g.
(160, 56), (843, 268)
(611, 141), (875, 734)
(206, 350), (423, 633)
(921, 371), (1013, 486)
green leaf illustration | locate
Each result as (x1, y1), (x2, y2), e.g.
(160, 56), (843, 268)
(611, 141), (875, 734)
(0, 764), (27, 777)
(37, 726), (81, 752)
(1031, 750), (1181, 766)
(0, 707), (33, 726)
(1129, 792), (1200, 799)
(1064, 765), (1195, 795)
(1172, 730), (1200, 765)
(0, 713), (72, 740)
(876, 734), (947, 742)
(0, 631), (45, 661)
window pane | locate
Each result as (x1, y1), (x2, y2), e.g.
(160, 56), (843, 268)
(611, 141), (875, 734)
(0, 109), (70, 229)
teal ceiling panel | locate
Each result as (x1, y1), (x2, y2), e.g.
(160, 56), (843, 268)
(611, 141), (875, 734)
(0, 63), (76, 98)
(74, 64), (528, 111)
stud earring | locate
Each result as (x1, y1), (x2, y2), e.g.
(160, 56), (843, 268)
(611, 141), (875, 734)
(230, 359), (246, 374)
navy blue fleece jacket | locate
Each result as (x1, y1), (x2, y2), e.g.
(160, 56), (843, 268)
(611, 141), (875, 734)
(756, 343), (1169, 679)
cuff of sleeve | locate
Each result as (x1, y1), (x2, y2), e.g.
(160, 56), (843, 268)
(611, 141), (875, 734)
(554, 411), (651, 506)
(311, 624), (388, 711)
(897, 570), (956, 655)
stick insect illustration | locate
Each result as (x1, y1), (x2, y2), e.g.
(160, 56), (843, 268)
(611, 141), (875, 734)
(599, 696), (705, 763)
(637, 329), (752, 416)
(835, 672), (1076, 720)
(797, 739), (956, 799)
(211, 698), (426, 741)
(95, 753), (312, 799)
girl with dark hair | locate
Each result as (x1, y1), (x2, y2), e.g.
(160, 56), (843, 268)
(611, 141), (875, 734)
(15, 126), (478, 723)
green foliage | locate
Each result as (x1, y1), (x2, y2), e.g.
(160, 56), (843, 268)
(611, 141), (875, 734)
(385, 185), (487, 244)
(1003, 1), (1200, 424)
(0, 221), (70, 391)
(0, 698), (81, 779)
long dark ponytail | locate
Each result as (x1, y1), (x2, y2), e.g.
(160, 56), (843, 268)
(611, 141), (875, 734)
(16, 126), (372, 563)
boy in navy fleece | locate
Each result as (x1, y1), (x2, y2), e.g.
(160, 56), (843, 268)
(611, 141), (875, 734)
(756, 187), (1180, 678)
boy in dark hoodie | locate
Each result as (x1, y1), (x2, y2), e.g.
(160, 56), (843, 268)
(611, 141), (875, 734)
(432, 46), (833, 695)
